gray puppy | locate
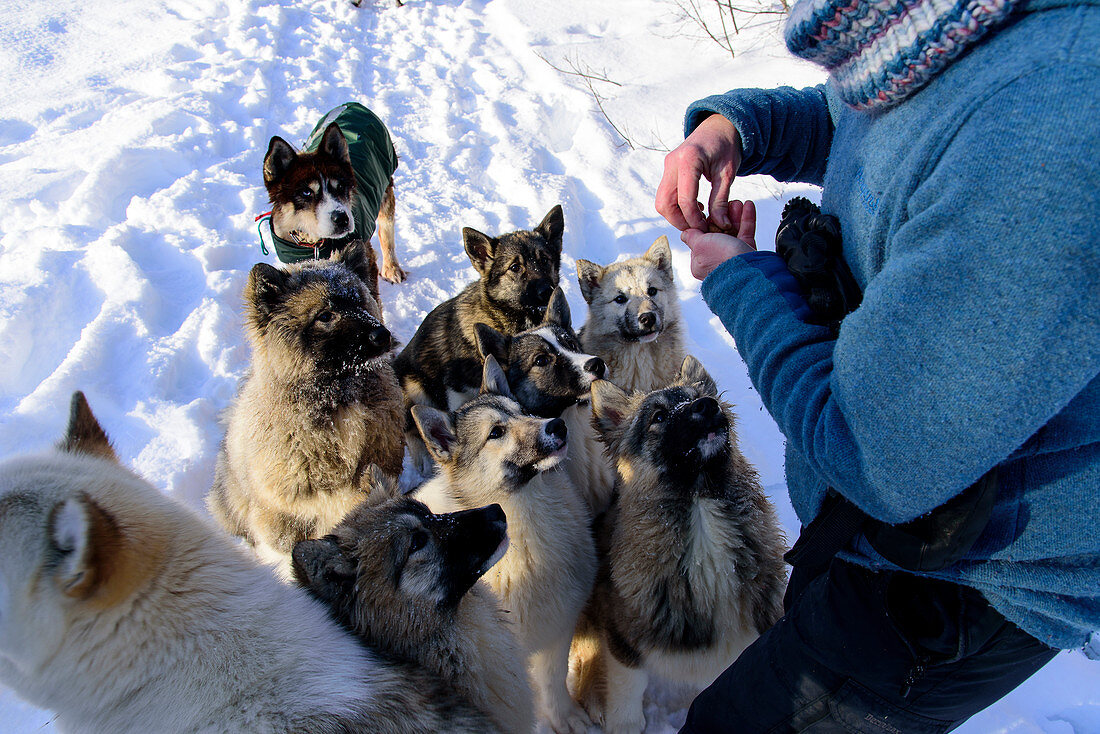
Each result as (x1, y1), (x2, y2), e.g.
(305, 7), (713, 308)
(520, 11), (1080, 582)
(208, 246), (404, 573)
(579, 357), (788, 733)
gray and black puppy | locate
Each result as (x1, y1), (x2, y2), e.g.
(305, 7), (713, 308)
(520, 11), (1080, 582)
(475, 287), (614, 514)
(578, 356), (788, 733)
(293, 496), (534, 734)
(208, 246), (405, 574)
(394, 206), (564, 473)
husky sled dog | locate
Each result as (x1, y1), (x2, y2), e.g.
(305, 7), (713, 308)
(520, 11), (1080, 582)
(412, 357), (597, 734)
(263, 101), (406, 285)
(475, 287), (615, 514)
(577, 235), (686, 394)
(579, 357), (787, 733)
(293, 496), (535, 733)
(0, 393), (495, 733)
(208, 246), (404, 571)
(394, 205), (564, 472)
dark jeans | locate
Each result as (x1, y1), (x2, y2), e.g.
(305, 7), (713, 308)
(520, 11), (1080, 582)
(681, 559), (1057, 733)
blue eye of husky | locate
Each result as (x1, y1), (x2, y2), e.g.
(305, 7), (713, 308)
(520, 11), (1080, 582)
(650, 409), (667, 425)
(299, 188), (313, 198)
(488, 425), (505, 440)
(409, 530), (428, 553)
(613, 294), (628, 304)
(647, 287), (659, 296)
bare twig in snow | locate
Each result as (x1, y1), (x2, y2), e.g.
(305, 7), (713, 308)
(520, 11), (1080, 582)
(535, 51), (670, 153)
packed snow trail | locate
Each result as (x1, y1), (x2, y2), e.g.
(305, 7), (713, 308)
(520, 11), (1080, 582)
(0, 0), (1096, 731)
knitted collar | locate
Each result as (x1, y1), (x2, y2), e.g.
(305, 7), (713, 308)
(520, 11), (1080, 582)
(785, 0), (1022, 110)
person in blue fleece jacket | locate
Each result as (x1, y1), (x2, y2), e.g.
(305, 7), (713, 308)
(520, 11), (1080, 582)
(655, 0), (1100, 730)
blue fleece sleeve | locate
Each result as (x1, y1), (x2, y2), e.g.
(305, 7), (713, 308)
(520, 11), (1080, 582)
(702, 70), (1100, 524)
(685, 85), (833, 186)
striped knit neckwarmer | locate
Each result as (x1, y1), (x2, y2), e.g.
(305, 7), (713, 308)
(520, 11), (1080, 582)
(785, 0), (1021, 110)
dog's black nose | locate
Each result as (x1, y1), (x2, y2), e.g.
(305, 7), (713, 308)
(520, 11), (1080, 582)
(691, 397), (719, 418)
(331, 210), (349, 230)
(584, 357), (606, 378)
(546, 418), (568, 441)
(638, 312), (656, 329)
(483, 503), (506, 525)
(534, 280), (554, 305)
(367, 325), (391, 350)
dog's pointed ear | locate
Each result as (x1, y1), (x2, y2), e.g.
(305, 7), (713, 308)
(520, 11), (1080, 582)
(412, 406), (458, 464)
(292, 536), (356, 604)
(246, 263), (289, 329)
(49, 493), (123, 599)
(337, 242), (377, 286)
(590, 380), (632, 431)
(263, 136), (297, 187)
(475, 323), (512, 363)
(644, 235), (673, 274)
(576, 260), (604, 304)
(463, 227), (496, 275)
(319, 122), (351, 165)
(541, 287), (571, 329)
(58, 392), (117, 462)
(535, 205), (565, 257)
(678, 355), (718, 397)
(480, 355), (514, 400)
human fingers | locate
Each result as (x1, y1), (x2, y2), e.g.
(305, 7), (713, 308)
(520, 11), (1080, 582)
(655, 154), (690, 231)
(677, 158), (707, 231)
(737, 200), (757, 250)
(681, 229), (756, 281)
(707, 167), (734, 230)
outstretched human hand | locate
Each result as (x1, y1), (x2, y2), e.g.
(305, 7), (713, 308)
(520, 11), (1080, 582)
(682, 200), (757, 281)
(655, 114), (742, 231)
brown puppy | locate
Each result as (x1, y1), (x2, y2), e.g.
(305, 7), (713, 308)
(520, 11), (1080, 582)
(263, 101), (405, 287)
(394, 206), (565, 474)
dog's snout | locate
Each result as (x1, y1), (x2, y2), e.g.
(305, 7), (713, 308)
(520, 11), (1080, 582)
(367, 325), (392, 350)
(545, 418), (568, 442)
(331, 210), (350, 230)
(534, 280), (554, 305)
(691, 397), (719, 418)
(584, 357), (606, 378)
(638, 312), (657, 329)
(484, 503), (506, 526)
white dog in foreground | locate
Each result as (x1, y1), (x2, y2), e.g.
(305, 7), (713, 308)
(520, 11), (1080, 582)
(0, 392), (496, 733)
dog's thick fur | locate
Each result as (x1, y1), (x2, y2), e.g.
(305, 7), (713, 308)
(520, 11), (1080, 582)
(264, 106), (405, 285)
(0, 393), (494, 733)
(577, 236), (686, 394)
(475, 287), (615, 515)
(394, 206), (564, 472)
(578, 358), (787, 733)
(412, 357), (596, 734)
(293, 497), (534, 733)
(208, 247), (404, 570)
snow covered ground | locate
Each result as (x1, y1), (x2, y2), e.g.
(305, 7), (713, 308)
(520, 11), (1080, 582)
(0, 0), (1096, 731)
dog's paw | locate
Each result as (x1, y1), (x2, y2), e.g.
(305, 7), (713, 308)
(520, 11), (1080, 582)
(381, 261), (407, 284)
(603, 705), (646, 734)
(546, 700), (591, 734)
(579, 694), (605, 729)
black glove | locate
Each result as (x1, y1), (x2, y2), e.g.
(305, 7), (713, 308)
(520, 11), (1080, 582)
(775, 197), (862, 331)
